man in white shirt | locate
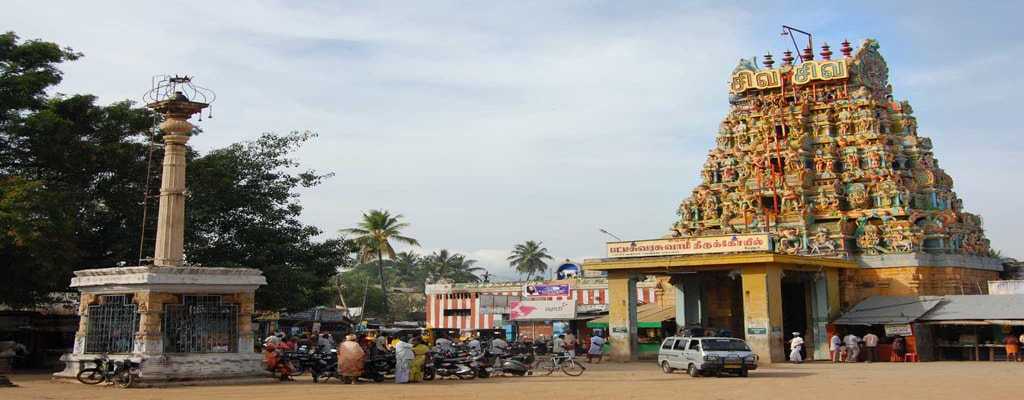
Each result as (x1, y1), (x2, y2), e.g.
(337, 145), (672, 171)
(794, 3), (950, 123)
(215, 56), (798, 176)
(863, 332), (879, 363)
(789, 332), (804, 363)
(830, 334), (842, 363)
(843, 333), (861, 363)
(552, 335), (566, 355)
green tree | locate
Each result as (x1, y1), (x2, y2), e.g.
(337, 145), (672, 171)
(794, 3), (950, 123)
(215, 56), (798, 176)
(340, 210), (419, 319)
(0, 33), (155, 306)
(0, 32), (354, 310)
(424, 249), (485, 283)
(186, 131), (356, 310)
(507, 240), (553, 281)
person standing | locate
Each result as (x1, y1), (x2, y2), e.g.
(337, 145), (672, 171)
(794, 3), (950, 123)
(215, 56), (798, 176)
(337, 334), (365, 384)
(788, 332), (804, 364)
(394, 336), (413, 384)
(830, 333), (842, 363)
(1004, 333), (1020, 362)
(863, 332), (879, 363)
(843, 333), (861, 363)
(410, 337), (430, 382)
(564, 332), (578, 357)
(587, 331), (606, 364)
(553, 334), (566, 356)
(1018, 332), (1024, 362)
(892, 336), (906, 361)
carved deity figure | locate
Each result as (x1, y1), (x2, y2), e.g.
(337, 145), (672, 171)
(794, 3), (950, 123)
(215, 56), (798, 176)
(857, 224), (881, 255)
(809, 227), (837, 255)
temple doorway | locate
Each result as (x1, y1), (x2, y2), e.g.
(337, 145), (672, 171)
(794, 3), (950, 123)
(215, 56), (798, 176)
(670, 271), (745, 339)
(782, 274), (808, 361)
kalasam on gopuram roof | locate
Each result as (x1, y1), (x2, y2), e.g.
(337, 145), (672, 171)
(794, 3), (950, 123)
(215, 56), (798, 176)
(669, 39), (991, 260)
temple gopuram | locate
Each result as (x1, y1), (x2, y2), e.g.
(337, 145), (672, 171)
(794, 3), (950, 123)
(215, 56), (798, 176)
(672, 38), (999, 303)
(584, 37), (1002, 363)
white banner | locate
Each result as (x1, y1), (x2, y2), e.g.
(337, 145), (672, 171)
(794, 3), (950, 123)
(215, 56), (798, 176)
(509, 300), (576, 321)
(884, 324), (913, 337)
(988, 280), (1024, 295)
(606, 234), (771, 258)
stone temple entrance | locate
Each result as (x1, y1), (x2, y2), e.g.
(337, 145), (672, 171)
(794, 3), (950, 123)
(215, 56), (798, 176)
(586, 248), (852, 363)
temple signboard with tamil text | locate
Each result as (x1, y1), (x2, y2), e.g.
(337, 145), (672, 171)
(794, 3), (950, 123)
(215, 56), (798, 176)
(606, 234), (772, 258)
(729, 59), (848, 94)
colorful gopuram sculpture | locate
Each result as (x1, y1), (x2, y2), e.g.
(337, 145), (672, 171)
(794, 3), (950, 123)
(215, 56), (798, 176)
(670, 39), (991, 259)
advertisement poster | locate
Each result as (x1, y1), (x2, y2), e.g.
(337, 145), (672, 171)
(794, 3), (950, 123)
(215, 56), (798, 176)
(523, 283), (571, 297)
(509, 300), (576, 320)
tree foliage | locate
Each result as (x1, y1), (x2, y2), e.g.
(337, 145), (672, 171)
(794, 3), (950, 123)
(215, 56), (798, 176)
(0, 32), (353, 310)
(508, 240), (553, 281)
(340, 209), (419, 317)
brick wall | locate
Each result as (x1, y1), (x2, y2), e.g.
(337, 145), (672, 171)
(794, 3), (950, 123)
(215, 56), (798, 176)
(840, 267), (999, 309)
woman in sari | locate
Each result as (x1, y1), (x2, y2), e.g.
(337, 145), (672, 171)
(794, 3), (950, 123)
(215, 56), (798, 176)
(338, 334), (366, 384)
(410, 337), (430, 382)
(394, 336), (414, 384)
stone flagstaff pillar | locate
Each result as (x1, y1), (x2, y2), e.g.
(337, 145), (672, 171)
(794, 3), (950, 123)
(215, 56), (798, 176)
(148, 93), (206, 267)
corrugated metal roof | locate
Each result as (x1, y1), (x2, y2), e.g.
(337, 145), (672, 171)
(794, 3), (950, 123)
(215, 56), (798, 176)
(919, 295), (1024, 321)
(833, 296), (943, 325)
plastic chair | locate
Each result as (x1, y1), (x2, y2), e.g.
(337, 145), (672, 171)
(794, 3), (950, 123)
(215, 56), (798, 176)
(903, 353), (918, 362)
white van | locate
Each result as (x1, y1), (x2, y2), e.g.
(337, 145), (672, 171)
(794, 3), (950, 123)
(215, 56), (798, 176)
(657, 336), (758, 377)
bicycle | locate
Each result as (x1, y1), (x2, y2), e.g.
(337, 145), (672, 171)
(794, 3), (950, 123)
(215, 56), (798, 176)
(76, 353), (141, 388)
(533, 351), (585, 376)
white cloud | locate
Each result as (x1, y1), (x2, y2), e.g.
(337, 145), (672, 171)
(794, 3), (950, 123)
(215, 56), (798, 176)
(5, 1), (1023, 266)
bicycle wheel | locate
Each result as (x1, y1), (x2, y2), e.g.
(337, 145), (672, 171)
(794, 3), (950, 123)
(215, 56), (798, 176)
(113, 370), (134, 388)
(76, 368), (105, 385)
(539, 359), (557, 376)
(560, 359), (585, 376)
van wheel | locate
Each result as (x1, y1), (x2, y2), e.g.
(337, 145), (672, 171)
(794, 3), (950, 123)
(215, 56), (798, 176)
(687, 364), (699, 377)
(661, 361), (674, 374)
(739, 368), (749, 377)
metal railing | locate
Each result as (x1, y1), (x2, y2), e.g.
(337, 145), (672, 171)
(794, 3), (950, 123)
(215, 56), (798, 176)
(84, 296), (139, 353)
(163, 296), (239, 353)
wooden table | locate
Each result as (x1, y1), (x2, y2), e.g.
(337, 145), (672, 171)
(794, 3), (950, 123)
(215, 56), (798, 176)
(937, 344), (1008, 361)
(979, 344), (1007, 361)
(936, 344), (979, 361)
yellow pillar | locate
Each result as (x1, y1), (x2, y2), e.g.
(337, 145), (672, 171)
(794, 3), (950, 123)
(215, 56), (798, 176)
(741, 263), (785, 363)
(826, 268), (840, 319)
(606, 271), (637, 362)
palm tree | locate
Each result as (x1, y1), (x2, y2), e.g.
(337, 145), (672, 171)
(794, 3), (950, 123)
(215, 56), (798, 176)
(424, 249), (486, 283)
(340, 210), (419, 318)
(390, 251), (425, 289)
(507, 240), (553, 281)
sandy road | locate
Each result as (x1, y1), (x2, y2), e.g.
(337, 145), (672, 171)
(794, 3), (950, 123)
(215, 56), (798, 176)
(5, 361), (1023, 400)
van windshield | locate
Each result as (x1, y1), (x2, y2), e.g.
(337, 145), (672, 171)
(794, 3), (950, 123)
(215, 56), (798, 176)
(701, 339), (750, 351)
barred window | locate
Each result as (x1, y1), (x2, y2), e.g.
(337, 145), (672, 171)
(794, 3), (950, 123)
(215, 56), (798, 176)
(84, 295), (139, 353)
(163, 295), (239, 353)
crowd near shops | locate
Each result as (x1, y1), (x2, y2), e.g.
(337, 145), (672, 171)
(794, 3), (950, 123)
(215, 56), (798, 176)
(260, 328), (609, 384)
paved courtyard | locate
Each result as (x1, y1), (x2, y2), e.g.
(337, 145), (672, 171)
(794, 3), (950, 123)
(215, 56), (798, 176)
(5, 361), (1023, 400)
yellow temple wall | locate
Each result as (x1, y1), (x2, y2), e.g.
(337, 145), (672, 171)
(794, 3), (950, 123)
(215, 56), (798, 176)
(840, 267), (999, 308)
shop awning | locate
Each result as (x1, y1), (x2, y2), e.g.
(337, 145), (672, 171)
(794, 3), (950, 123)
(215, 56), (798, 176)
(586, 303), (676, 329)
(833, 296), (942, 326)
(918, 295), (1024, 323)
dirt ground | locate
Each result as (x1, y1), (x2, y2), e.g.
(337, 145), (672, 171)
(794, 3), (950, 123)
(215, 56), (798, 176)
(5, 361), (1024, 400)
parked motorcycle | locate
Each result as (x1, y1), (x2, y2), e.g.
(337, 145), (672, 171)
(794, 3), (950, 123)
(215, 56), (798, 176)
(477, 350), (533, 377)
(288, 344), (315, 376)
(360, 353), (393, 382)
(429, 349), (477, 380)
(76, 353), (142, 388)
(309, 349), (338, 383)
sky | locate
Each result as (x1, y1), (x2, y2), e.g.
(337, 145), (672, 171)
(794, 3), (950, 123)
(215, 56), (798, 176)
(5, 1), (1024, 280)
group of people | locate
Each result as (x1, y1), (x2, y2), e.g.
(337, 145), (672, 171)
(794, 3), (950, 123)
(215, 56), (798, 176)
(829, 331), (890, 363)
(786, 331), (891, 363)
(522, 331), (607, 363)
